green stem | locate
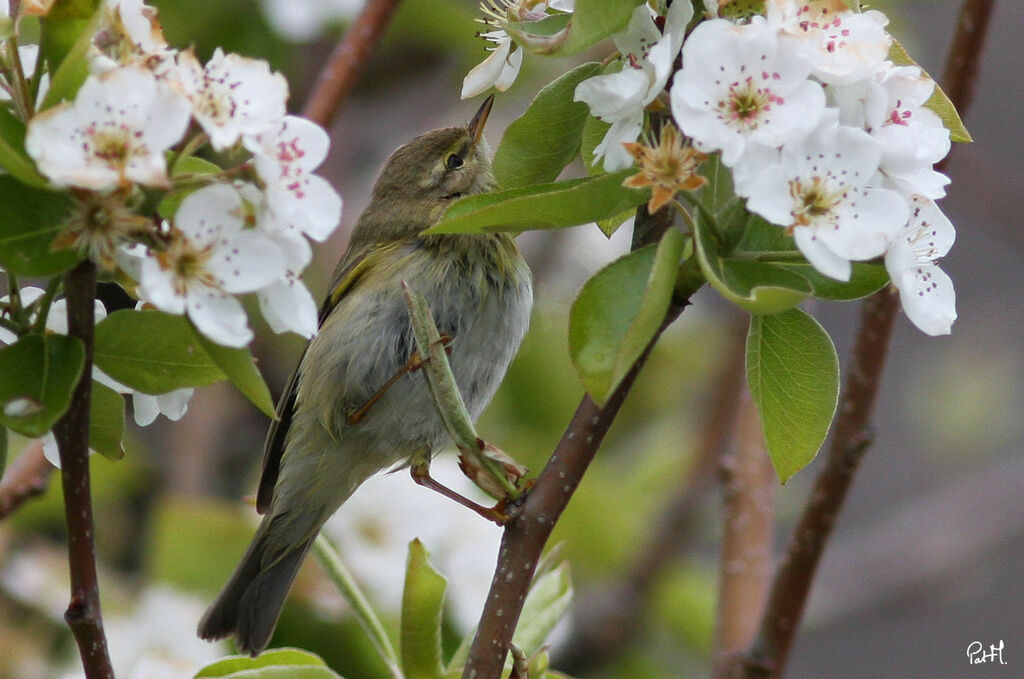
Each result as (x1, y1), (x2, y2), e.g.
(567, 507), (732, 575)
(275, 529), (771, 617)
(312, 534), (404, 679)
(5, 33), (35, 120)
(30, 277), (63, 335)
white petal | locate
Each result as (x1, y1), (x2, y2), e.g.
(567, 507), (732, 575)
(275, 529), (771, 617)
(174, 184), (245, 242)
(793, 227), (852, 281)
(210, 231), (287, 294)
(462, 38), (514, 99)
(265, 173), (342, 241)
(132, 393), (160, 426)
(595, 112), (644, 172)
(186, 289), (253, 347)
(897, 263), (956, 335)
(258, 276), (318, 338)
(137, 257), (185, 314)
(43, 433), (61, 468)
(492, 44), (523, 92)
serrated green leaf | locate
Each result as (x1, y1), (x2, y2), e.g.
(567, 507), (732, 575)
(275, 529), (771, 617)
(428, 170), (647, 235)
(41, 1), (102, 109)
(507, 0), (640, 56)
(512, 562), (572, 656)
(0, 175), (77, 276)
(889, 39), (971, 143)
(569, 228), (684, 405)
(0, 108), (51, 189)
(89, 381), (125, 460)
(746, 309), (839, 483)
(401, 539), (446, 679)
(194, 648), (341, 678)
(494, 62), (602, 189)
(694, 208), (810, 313)
(191, 325), (275, 417)
(0, 334), (84, 438)
(94, 310), (226, 394)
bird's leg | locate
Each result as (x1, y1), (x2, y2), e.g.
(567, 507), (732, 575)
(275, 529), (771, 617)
(347, 334), (453, 425)
(410, 456), (513, 526)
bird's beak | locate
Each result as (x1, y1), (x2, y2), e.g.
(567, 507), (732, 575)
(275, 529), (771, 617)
(467, 94), (495, 150)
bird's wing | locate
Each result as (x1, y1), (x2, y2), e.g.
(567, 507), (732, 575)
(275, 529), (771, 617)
(255, 241), (405, 514)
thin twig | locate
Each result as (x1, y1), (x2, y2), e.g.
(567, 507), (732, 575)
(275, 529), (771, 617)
(461, 202), (702, 678)
(0, 440), (55, 521)
(301, 0), (405, 128)
(733, 1), (994, 676)
(52, 260), (114, 679)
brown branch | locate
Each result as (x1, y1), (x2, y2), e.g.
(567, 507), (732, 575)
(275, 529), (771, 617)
(301, 0), (405, 128)
(52, 260), (114, 679)
(461, 203), (700, 678)
(714, 389), (775, 678)
(0, 440), (55, 520)
(732, 1), (995, 674)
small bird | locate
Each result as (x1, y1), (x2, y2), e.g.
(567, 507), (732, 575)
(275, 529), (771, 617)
(198, 96), (533, 655)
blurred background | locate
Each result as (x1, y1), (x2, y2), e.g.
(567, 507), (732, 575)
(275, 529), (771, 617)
(0, 1), (1021, 677)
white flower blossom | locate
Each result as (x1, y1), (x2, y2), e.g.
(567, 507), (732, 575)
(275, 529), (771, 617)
(177, 48), (289, 151)
(766, 0), (891, 85)
(133, 184), (287, 347)
(245, 115), (342, 242)
(830, 63), (951, 199)
(90, 0), (177, 75)
(741, 112), (908, 281)
(462, 29), (523, 99)
(259, 0), (364, 42)
(671, 17), (825, 169)
(575, 0), (692, 171)
(885, 195), (956, 335)
(25, 66), (190, 190)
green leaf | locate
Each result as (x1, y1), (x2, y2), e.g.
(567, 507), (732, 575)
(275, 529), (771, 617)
(596, 208), (633, 238)
(746, 308), (839, 483)
(0, 108), (51, 189)
(889, 39), (971, 143)
(194, 648), (342, 678)
(0, 427), (7, 479)
(0, 175), (77, 276)
(94, 310), (226, 394)
(41, 1), (102, 109)
(509, 0), (643, 56)
(428, 170), (647, 235)
(494, 62), (602, 189)
(569, 228), (684, 405)
(89, 381), (125, 460)
(159, 156), (225, 220)
(401, 539), (446, 679)
(0, 334), (84, 438)
(191, 326), (275, 417)
(512, 562), (573, 656)
(693, 208), (810, 314)
(699, 154), (734, 216)
(776, 262), (889, 301)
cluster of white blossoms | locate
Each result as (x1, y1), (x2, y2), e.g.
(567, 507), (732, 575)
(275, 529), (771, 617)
(669, 0), (955, 335)
(463, 0), (956, 335)
(23, 0), (342, 348)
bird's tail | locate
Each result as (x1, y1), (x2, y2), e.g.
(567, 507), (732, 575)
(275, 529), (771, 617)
(197, 514), (315, 656)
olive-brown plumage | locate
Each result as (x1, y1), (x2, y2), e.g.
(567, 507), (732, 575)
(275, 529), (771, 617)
(198, 97), (532, 655)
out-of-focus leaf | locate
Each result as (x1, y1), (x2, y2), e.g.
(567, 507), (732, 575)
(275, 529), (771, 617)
(0, 175), (77, 276)
(569, 228), (684, 405)
(0, 334), (84, 438)
(508, 0), (643, 56)
(512, 562), (572, 657)
(89, 381), (125, 460)
(40, 1), (101, 108)
(194, 648), (342, 678)
(428, 170), (647, 234)
(776, 262), (889, 300)
(494, 62), (602, 189)
(0, 108), (50, 189)
(94, 310), (226, 394)
(401, 539), (446, 679)
(746, 308), (839, 483)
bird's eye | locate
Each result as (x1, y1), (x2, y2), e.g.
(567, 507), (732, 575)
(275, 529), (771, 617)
(445, 153), (464, 170)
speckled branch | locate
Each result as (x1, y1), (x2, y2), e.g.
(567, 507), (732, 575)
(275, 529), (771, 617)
(52, 260), (115, 679)
(737, 3), (994, 676)
(302, 0), (405, 128)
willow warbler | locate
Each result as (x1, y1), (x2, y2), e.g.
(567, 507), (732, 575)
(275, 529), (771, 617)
(198, 96), (532, 655)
